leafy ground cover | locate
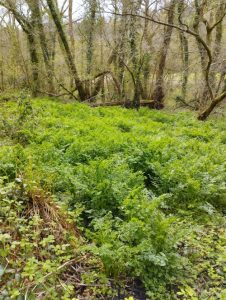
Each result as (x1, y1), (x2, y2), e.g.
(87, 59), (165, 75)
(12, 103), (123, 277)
(0, 96), (225, 299)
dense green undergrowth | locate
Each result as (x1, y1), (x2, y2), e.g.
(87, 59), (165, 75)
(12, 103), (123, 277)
(0, 96), (225, 299)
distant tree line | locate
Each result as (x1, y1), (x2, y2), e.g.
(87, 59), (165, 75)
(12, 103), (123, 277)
(0, 0), (225, 119)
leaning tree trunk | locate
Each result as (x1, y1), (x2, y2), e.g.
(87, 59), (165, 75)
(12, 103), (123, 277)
(151, 0), (176, 109)
(193, 0), (226, 118)
(46, 0), (88, 101)
(198, 89), (226, 120)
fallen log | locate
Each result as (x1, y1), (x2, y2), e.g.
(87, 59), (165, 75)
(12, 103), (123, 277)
(89, 100), (155, 108)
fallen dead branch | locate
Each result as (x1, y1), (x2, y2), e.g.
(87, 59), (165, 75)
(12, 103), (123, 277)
(89, 100), (155, 108)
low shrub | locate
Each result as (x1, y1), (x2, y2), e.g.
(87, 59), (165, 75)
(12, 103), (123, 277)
(0, 177), (110, 299)
(87, 190), (182, 296)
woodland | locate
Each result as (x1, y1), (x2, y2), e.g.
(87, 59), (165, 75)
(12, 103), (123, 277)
(0, 0), (225, 299)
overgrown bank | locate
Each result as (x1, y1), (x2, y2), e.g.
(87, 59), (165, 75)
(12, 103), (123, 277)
(0, 97), (225, 299)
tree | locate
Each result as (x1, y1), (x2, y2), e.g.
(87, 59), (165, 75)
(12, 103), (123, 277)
(46, 0), (88, 100)
(0, 0), (225, 120)
(85, 0), (97, 75)
(117, 0), (226, 119)
(26, 0), (55, 92)
(177, 0), (189, 101)
(151, 0), (176, 109)
(0, 0), (41, 96)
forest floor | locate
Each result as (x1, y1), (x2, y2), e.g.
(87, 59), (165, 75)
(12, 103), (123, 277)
(0, 95), (225, 299)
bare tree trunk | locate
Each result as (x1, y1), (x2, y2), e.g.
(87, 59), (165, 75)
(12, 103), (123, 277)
(211, 1), (224, 94)
(140, 0), (155, 100)
(68, 0), (75, 56)
(129, 1), (142, 108)
(27, 32), (40, 97)
(27, 3), (40, 97)
(193, 0), (212, 108)
(110, 0), (130, 103)
(0, 59), (4, 91)
(9, 22), (30, 89)
(178, 0), (189, 100)
(46, 0), (87, 101)
(100, 17), (105, 102)
(198, 89), (226, 120)
(141, 54), (151, 99)
(117, 1), (127, 99)
(151, 0), (176, 109)
(86, 0), (97, 75)
(180, 33), (189, 99)
(68, 0), (75, 88)
(1, 0), (40, 96)
(27, 0), (55, 93)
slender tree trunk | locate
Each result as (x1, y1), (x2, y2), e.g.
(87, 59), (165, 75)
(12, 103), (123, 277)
(86, 0), (97, 75)
(46, 0), (87, 101)
(141, 0), (155, 99)
(68, 0), (75, 88)
(151, 0), (176, 109)
(2, 1), (40, 96)
(210, 1), (224, 94)
(27, 32), (40, 97)
(178, 0), (189, 100)
(9, 24), (30, 89)
(193, 0), (211, 107)
(129, 1), (142, 108)
(141, 54), (151, 99)
(0, 59), (4, 91)
(117, 1), (127, 99)
(100, 19), (105, 103)
(180, 33), (189, 99)
(68, 0), (75, 56)
(27, 0), (55, 92)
